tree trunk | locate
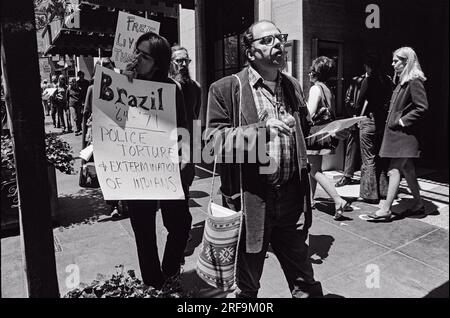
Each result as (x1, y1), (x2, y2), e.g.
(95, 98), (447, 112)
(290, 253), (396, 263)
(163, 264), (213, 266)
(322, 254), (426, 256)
(1, 0), (59, 297)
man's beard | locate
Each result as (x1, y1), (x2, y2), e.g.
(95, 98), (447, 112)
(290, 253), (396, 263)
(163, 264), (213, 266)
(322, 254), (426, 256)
(173, 68), (191, 85)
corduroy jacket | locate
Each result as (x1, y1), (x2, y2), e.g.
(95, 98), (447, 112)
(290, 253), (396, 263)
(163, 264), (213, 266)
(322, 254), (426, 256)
(206, 67), (313, 253)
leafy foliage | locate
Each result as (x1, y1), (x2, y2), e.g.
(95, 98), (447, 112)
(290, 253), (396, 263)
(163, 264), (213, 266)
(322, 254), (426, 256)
(45, 134), (75, 174)
(34, 0), (68, 30)
(1, 133), (75, 187)
(0, 136), (16, 179)
(64, 265), (186, 298)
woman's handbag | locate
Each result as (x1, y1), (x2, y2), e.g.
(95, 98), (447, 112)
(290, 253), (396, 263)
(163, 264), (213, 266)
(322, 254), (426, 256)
(306, 84), (339, 151)
(196, 74), (244, 290)
(79, 161), (100, 188)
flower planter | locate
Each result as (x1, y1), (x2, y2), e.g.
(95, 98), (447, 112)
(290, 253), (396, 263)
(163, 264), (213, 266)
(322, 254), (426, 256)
(0, 164), (58, 230)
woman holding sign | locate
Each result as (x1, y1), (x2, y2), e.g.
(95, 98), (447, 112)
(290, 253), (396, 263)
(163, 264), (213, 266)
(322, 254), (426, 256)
(123, 32), (192, 295)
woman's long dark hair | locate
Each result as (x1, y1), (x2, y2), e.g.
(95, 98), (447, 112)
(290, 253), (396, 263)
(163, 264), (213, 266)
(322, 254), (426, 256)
(135, 32), (171, 81)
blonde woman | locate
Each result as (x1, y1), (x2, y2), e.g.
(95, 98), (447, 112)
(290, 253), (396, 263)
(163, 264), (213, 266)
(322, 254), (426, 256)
(368, 47), (428, 220)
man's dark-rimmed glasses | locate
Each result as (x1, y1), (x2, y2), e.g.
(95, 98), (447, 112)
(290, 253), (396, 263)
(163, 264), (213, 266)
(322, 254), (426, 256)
(173, 58), (191, 65)
(252, 33), (288, 46)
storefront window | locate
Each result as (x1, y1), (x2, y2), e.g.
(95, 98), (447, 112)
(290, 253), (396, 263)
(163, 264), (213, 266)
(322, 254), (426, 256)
(214, 32), (247, 79)
(224, 35), (238, 70)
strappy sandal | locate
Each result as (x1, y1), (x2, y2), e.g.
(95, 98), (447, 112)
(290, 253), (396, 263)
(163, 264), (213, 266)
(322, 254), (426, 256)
(334, 200), (351, 220)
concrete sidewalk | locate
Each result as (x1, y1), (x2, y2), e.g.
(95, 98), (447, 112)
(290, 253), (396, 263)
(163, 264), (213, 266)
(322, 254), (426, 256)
(1, 116), (448, 298)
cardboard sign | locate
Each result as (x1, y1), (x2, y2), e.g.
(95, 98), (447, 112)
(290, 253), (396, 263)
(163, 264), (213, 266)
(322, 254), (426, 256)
(92, 66), (184, 200)
(42, 87), (57, 100)
(112, 11), (160, 70)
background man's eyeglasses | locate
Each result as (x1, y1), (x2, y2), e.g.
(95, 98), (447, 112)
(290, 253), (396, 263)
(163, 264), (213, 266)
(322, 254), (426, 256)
(173, 58), (191, 65)
(252, 33), (288, 46)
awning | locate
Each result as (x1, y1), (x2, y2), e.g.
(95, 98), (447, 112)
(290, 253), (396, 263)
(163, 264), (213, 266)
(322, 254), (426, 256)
(83, 0), (195, 11)
(42, 1), (190, 56)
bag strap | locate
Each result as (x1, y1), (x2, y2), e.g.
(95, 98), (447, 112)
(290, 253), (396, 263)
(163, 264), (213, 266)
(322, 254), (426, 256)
(232, 74), (245, 290)
(207, 74), (244, 213)
(360, 100), (369, 117)
(233, 74), (244, 212)
(316, 82), (331, 111)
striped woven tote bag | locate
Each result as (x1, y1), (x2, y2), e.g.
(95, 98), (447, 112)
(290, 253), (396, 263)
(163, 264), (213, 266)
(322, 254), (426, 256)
(196, 74), (244, 290)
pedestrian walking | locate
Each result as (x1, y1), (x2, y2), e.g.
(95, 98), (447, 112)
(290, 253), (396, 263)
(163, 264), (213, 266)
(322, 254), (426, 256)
(53, 75), (68, 132)
(335, 73), (366, 187)
(306, 56), (352, 220)
(356, 53), (392, 203)
(67, 71), (89, 135)
(368, 47), (428, 220)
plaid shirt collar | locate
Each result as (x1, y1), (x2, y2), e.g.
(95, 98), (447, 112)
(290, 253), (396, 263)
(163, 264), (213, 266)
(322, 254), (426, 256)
(248, 65), (283, 92)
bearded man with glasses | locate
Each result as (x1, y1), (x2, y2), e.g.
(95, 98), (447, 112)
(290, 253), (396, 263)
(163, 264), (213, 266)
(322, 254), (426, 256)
(169, 46), (202, 139)
(206, 20), (323, 298)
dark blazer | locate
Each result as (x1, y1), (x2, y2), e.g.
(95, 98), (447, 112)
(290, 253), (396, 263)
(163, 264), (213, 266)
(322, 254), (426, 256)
(380, 78), (428, 158)
(356, 73), (392, 128)
(206, 67), (313, 253)
(169, 78), (194, 187)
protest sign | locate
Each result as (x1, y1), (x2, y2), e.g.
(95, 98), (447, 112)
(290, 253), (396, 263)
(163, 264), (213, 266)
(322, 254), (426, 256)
(92, 66), (184, 200)
(42, 87), (57, 100)
(112, 11), (160, 70)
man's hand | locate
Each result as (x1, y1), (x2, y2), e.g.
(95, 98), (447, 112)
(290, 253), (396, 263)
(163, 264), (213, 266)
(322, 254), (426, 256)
(266, 118), (291, 136)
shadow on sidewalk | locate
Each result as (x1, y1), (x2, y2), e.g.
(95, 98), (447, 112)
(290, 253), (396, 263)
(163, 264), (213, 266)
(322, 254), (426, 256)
(424, 281), (449, 298)
(184, 220), (205, 258)
(56, 188), (110, 227)
(313, 199), (355, 221)
(391, 198), (440, 219)
(181, 268), (231, 298)
(308, 234), (335, 265)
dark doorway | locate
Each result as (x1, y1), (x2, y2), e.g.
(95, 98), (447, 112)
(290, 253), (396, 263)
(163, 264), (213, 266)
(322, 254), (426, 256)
(204, 0), (254, 87)
(312, 39), (345, 117)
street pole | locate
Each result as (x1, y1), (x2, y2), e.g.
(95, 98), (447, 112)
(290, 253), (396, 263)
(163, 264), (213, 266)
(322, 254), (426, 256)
(0, 0), (59, 297)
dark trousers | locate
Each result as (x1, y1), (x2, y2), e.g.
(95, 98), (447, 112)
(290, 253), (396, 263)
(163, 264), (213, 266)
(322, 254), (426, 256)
(127, 188), (192, 289)
(56, 105), (66, 129)
(234, 177), (323, 298)
(359, 118), (388, 201)
(64, 108), (72, 131)
(343, 127), (361, 178)
(51, 105), (58, 127)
